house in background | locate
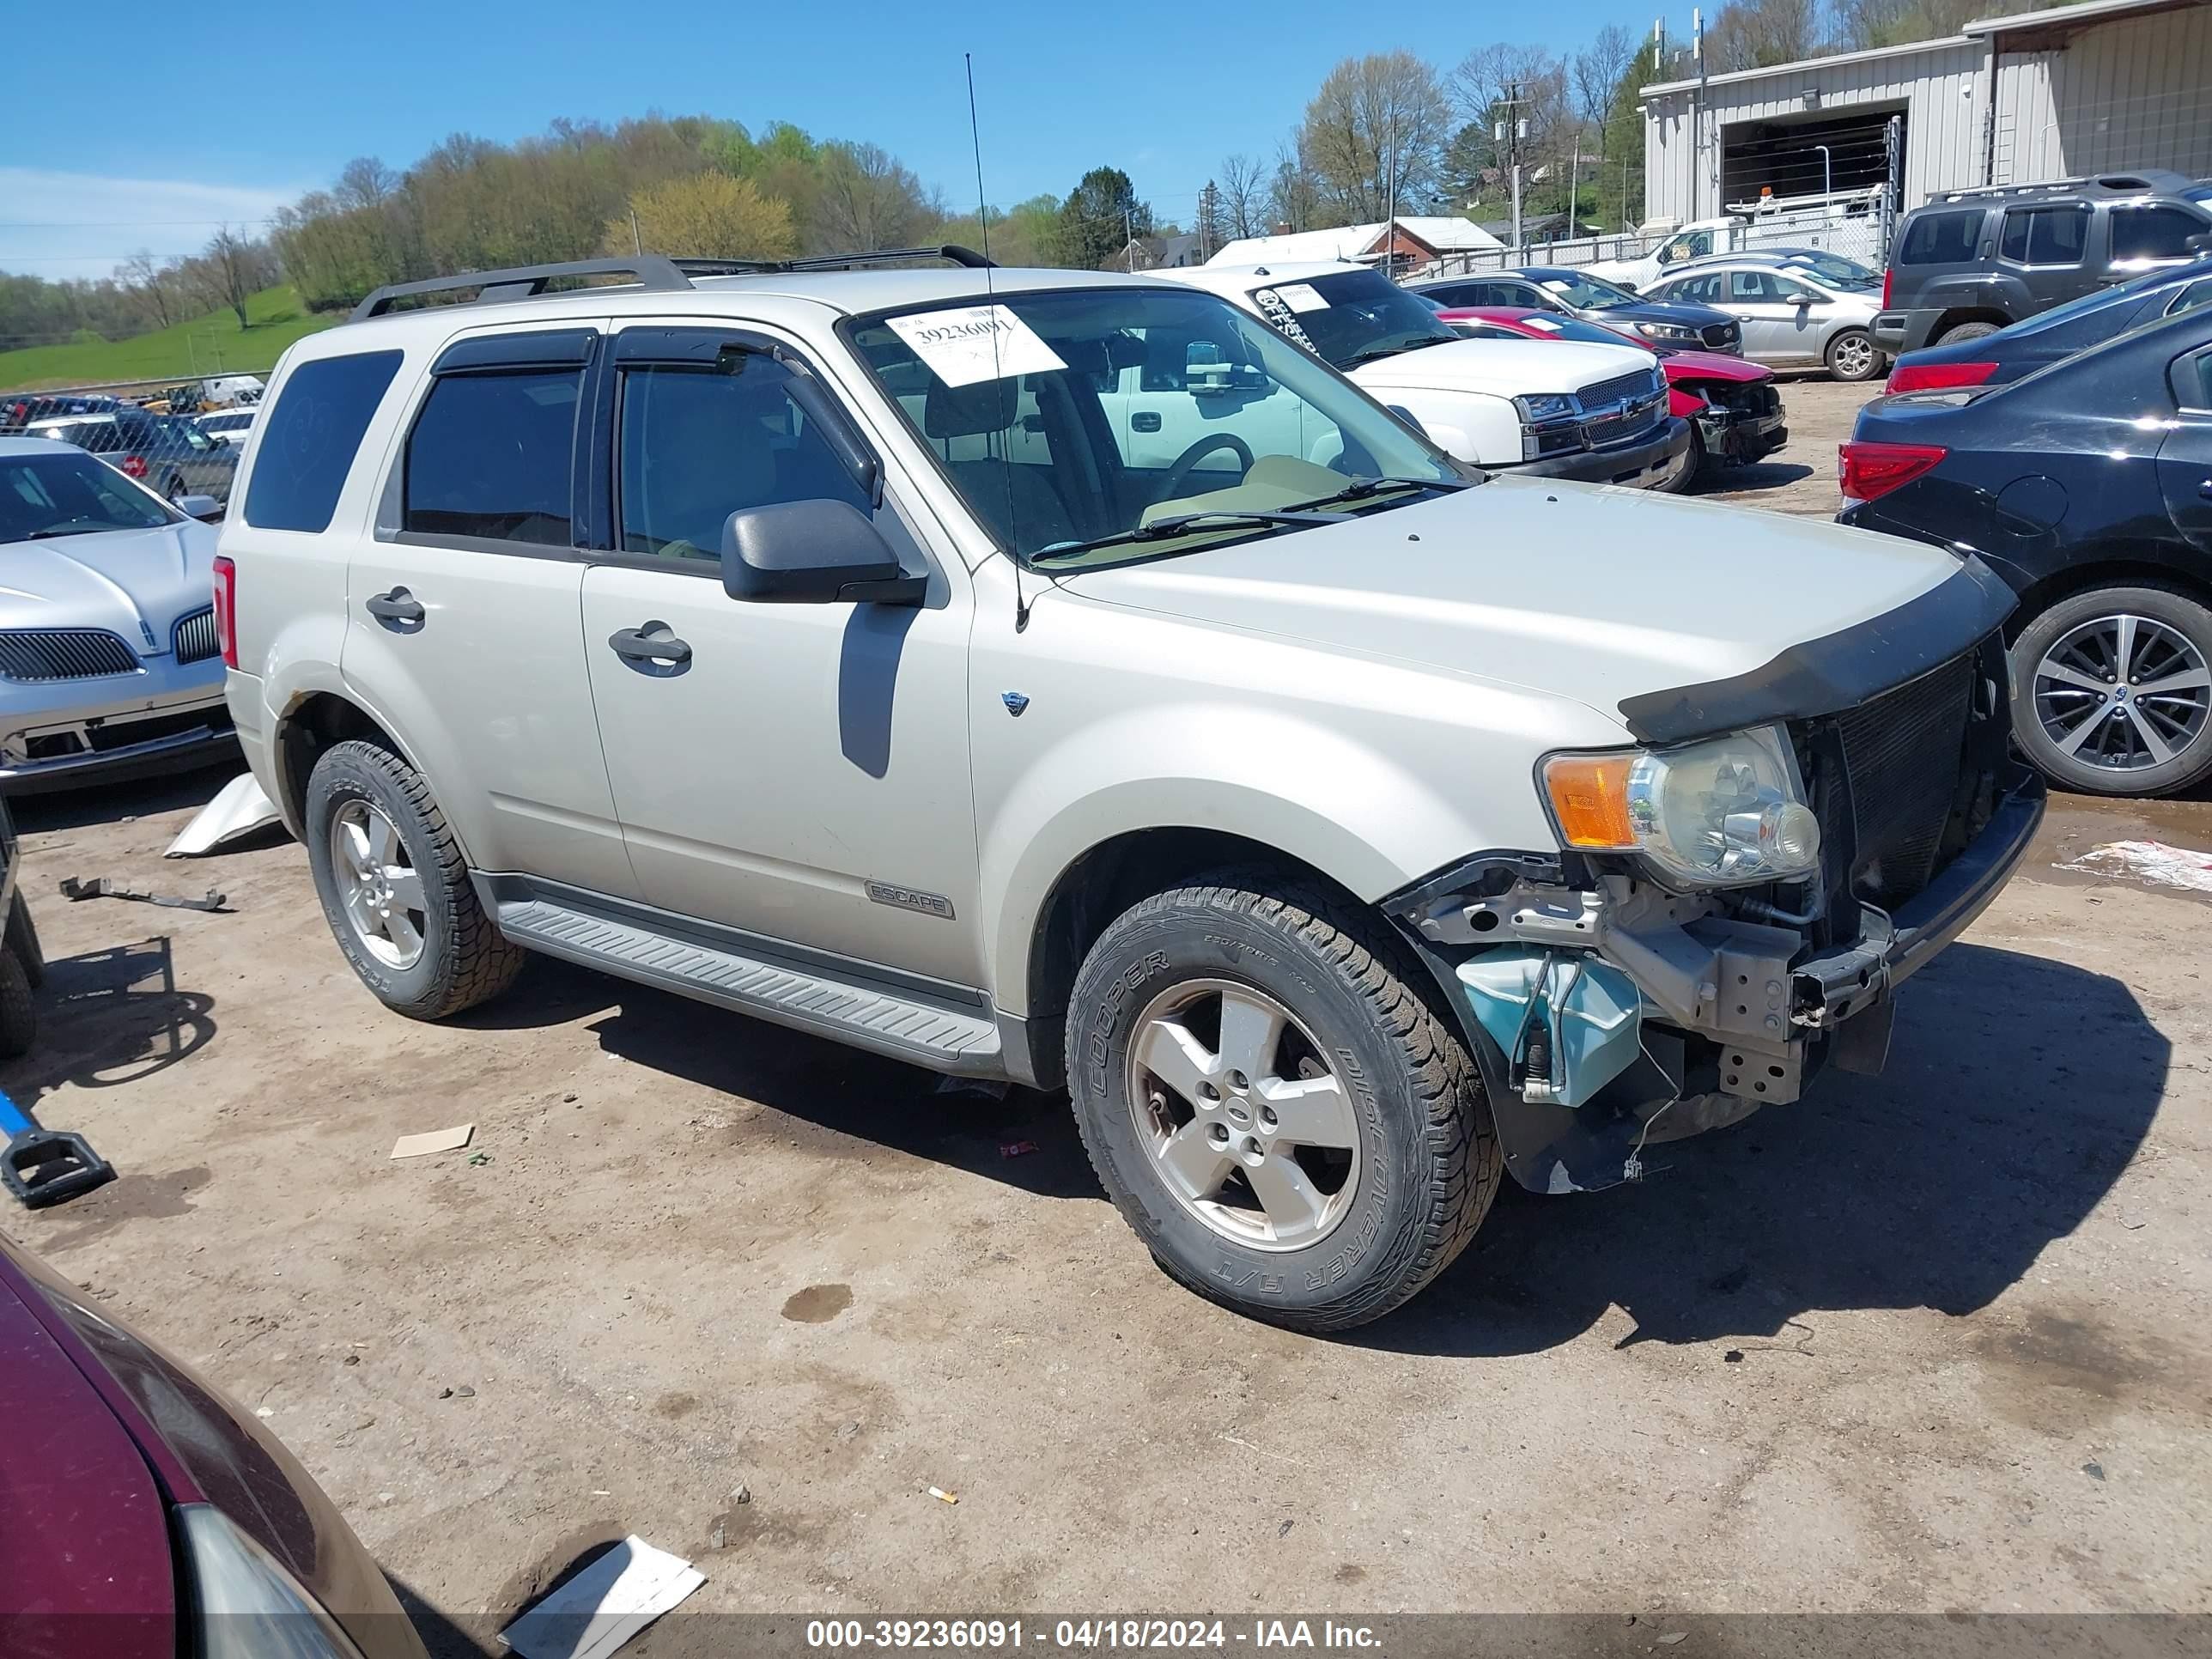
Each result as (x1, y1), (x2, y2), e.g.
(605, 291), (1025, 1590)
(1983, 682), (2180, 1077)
(1112, 232), (1206, 270)
(1205, 216), (1504, 269)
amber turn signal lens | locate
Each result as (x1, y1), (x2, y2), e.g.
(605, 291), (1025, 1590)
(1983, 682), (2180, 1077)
(1543, 753), (1637, 849)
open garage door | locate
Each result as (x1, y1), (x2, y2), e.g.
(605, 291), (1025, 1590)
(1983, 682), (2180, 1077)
(1722, 105), (1905, 208)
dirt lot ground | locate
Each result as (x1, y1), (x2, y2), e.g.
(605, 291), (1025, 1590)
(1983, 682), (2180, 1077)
(6, 381), (2209, 1646)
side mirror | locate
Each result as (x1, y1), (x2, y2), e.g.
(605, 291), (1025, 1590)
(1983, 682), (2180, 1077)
(175, 494), (223, 522)
(1790, 292), (1815, 307)
(2188, 232), (2212, 256)
(720, 498), (923, 606)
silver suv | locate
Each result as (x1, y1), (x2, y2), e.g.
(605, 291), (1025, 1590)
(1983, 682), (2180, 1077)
(219, 250), (2043, 1330)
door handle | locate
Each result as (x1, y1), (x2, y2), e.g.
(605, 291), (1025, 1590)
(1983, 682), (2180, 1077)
(2199, 479), (2212, 501)
(608, 623), (692, 672)
(365, 586), (425, 630)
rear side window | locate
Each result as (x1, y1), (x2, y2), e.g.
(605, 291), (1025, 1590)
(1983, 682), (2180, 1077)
(2166, 279), (2212, 317)
(2000, 204), (2087, 265)
(1899, 210), (1984, 265)
(403, 368), (581, 546)
(244, 351), (403, 532)
(2112, 205), (2209, 264)
(1729, 270), (1778, 301)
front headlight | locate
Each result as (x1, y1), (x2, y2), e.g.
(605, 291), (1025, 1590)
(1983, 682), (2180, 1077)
(178, 1504), (368, 1657)
(1514, 392), (1580, 422)
(1541, 726), (1821, 888)
(1636, 320), (1699, 343)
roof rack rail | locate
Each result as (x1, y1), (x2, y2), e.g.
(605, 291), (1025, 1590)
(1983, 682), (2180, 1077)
(348, 244), (999, 323)
(1928, 171), (2191, 206)
(350, 256), (733, 322)
(777, 244), (999, 271)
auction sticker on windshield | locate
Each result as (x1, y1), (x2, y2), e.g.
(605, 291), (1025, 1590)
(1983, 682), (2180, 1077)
(1271, 283), (1328, 313)
(886, 305), (1067, 387)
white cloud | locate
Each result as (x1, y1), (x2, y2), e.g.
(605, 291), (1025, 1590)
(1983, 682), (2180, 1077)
(0, 168), (309, 280)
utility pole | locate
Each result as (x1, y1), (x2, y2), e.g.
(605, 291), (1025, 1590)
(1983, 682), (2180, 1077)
(1198, 179), (1220, 261)
(630, 204), (643, 256)
(1495, 86), (1529, 255)
(1568, 133), (1581, 240)
(1126, 206), (1135, 272)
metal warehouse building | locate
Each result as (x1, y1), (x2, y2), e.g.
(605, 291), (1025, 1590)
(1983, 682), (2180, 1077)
(1640, 0), (2211, 224)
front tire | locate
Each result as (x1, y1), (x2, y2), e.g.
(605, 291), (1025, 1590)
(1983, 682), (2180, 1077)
(1937, 319), (2001, 346)
(2009, 584), (2212, 797)
(1825, 328), (1882, 381)
(6, 890), (45, 989)
(0, 948), (35, 1059)
(304, 739), (522, 1018)
(1066, 873), (1498, 1333)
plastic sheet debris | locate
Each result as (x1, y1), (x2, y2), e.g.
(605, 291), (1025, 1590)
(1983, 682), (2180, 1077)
(499, 1534), (704, 1659)
(58, 877), (226, 911)
(166, 773), (283, 857)
(2058, 839), (2212, 894)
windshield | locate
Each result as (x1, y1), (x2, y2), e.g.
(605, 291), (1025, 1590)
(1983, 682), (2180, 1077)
(1, 450), (177, 541)
(1237, 268), (1458, 368)
(1534, 271), (1638, 310)
(1780, 252), (1880, 289)
(849, 284), (1462, 570)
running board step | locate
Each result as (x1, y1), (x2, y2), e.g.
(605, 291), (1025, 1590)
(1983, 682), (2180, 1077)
(492, 894), (1003, 1073)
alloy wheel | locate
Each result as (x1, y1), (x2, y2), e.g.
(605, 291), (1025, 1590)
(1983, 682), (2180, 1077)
(329, 799), (428, 969)
(1125, 978), (1361, 1251)
(1829, 332), (1874, 379)
(2034, 613), (2211, 772)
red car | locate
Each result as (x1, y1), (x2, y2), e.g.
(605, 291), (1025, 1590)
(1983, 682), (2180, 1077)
(1433, 306), (1787, 488)
(0, 1227), (428, 1659)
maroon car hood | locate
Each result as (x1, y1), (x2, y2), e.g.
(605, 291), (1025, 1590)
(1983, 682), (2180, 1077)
(0, 1285), (174, 1659)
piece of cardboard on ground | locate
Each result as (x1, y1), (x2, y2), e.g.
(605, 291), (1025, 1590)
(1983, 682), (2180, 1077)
(166, 773), (283, 858)
(499, 1534), (705, 1659)
(390, 1124), (473, 1160)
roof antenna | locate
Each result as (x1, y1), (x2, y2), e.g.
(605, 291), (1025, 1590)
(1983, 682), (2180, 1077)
(968, 52), (1030, 633)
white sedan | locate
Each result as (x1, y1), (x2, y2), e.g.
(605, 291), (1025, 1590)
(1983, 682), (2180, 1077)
(195, 408), (258, 447)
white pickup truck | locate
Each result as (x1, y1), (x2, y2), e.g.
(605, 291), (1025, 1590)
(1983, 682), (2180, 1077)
(1157, 262), (1690, 489)
(1586, 188), (1887, 294)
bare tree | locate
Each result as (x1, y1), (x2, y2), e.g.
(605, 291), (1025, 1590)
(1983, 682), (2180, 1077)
(1218, 153), (1267, 240)
(1571, 24), (1638, 143)
(814, 142), (939, 252)
(333, 157), (400, 211)
(119, 251), (177, 330)
(1704, 0), (1824, 72)
(190, 227), (270, 329)
(1267, 142), (1325, 234)
(1297, 52), (1454, 223)
(1450, 43), (1569, 173)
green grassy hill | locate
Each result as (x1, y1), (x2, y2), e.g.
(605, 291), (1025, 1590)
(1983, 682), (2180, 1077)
(0, 285), (338, 392)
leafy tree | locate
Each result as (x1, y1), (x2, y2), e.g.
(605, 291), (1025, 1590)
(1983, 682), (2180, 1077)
(606, 173), (797, 262)
(1057, 167), (1150, 270)
(1297, 52), (1453, 222)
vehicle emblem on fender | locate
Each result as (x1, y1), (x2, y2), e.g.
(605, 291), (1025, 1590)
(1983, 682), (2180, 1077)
(1001, 691), (1030, 715)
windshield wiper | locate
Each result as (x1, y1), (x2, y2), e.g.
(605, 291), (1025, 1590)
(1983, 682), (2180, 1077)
(1291, 475), (1475, 508)
(26, 526), (110, 540)
(1034, 508), (1349, 563)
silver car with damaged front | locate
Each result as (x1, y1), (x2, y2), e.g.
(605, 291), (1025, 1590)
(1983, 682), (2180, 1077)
(0, 438), (235, 791)
(223, 257), (2041, 1332)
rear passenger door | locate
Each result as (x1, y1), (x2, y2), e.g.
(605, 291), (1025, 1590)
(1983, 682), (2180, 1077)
(1725, 270), (1802, 362)
(576, 324), (982, 986)
(343, 322), (639, 898)
(1997, 204), (2095, 307)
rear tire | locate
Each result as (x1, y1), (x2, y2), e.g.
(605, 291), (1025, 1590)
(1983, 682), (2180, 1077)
(6, 891), (45, 990)
(0, 948), (35, 1060)
(304, 739), (523, 1019)
(1065, 872), (1499, 1333)
(1825, 328), (1882, 381)
(2009, 583), (2212, 798)
(1936, 319), (2001, 346)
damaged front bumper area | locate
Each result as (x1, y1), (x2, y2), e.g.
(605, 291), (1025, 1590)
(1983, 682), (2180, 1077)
(1386, 611), (2043, 1195)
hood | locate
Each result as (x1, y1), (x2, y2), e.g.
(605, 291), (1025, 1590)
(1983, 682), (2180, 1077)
(1348, 337), (1656, 400)
(1057, 475), (1978, 733)
(0, 519), (217, 651)
(1590, 298), (1735, 329)
(1659, 349), (1770, 383)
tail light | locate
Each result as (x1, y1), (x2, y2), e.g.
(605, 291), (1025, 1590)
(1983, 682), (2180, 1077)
(1838, 440), (1947, 505)
(120, 453), (149, 478)
(1885, 361), (1996, 394)
(1881, 267), (1893, 309)
(212, 555), (238, 669)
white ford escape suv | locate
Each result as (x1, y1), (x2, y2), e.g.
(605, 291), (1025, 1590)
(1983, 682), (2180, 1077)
(217, 248), (2042, 1331)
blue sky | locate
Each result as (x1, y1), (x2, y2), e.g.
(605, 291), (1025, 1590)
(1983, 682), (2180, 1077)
(3, 0), (1672, 279)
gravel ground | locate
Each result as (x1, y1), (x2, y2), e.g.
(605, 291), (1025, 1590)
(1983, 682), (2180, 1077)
(4, 384), (2209, 1644)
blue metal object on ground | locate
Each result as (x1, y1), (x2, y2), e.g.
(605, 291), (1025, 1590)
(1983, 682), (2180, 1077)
(1, 1088), (115, 1209)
